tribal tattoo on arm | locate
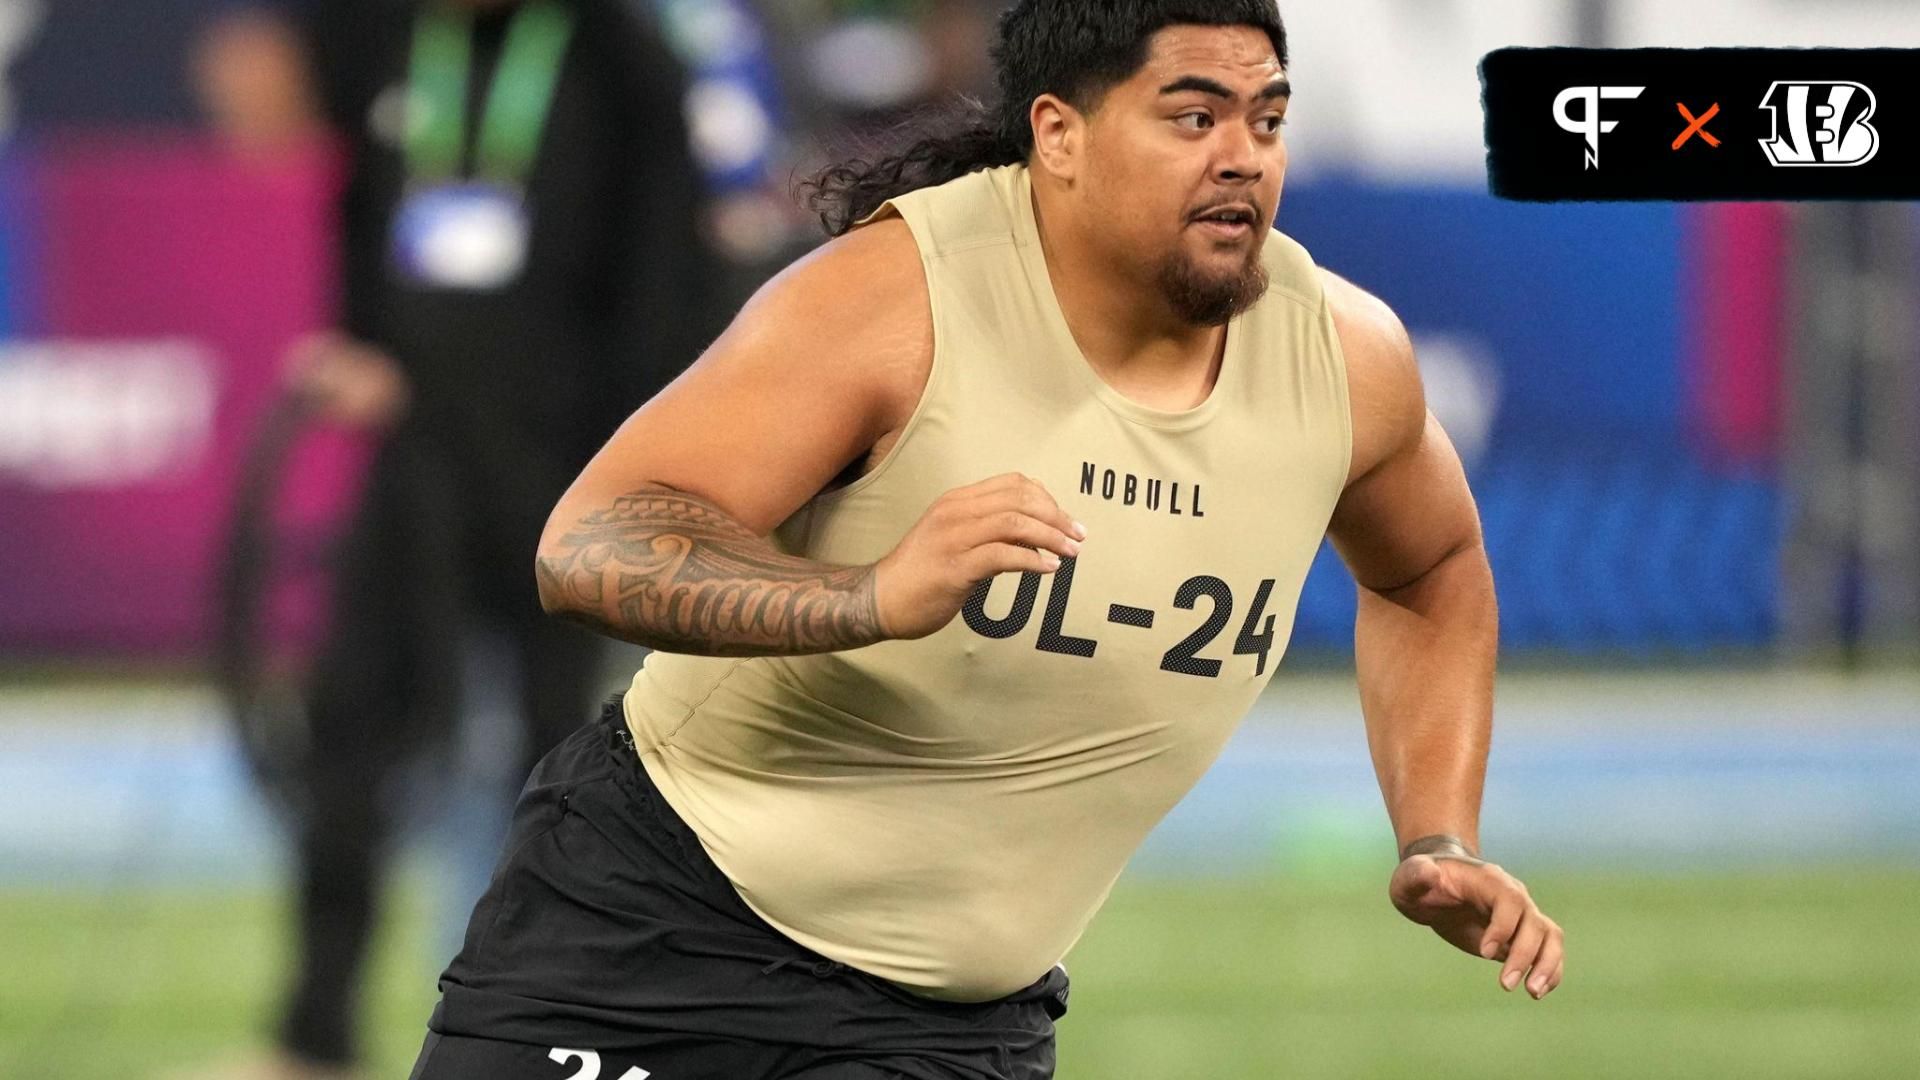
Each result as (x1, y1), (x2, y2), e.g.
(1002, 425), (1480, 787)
(536, 485), (886, 656)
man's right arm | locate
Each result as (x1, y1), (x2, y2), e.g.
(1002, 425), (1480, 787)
(535, 482), (887, 656)
(535, 217), (1085, 656)
(534, 219), (918, 655)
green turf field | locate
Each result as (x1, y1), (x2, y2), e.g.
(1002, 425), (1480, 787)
(2, 868), (1916, 1079)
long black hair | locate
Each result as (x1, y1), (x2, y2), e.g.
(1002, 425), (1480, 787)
(803, 0), (1289, 237)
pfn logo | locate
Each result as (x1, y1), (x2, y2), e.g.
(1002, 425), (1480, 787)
(1553, 86), (1645, 170)
(1759, 81), (1879, 167)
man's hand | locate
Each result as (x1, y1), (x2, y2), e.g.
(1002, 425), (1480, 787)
(286, 332), (410, 430)
(1389, 851), (1565, 1000)
(873, 473), (1085, 640)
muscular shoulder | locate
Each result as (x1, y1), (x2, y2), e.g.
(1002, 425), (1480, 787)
(596, 217), (932, 535)
(731, 216), (933, 423)
(1322, 269), (1425, 485)
(753, 216), (927, 337)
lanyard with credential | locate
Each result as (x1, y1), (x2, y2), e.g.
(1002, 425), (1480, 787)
(404, 1), (575, 190)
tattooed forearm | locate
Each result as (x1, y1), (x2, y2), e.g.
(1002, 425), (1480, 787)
(535, 484), (886, 656)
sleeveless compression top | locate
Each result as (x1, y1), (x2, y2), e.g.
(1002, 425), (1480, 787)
(625, 163), (1351, 1001)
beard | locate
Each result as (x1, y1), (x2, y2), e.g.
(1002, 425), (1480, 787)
(1155, 242), (1271, 328)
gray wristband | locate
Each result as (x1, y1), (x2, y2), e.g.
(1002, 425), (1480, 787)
(1399, 834), (1483, 863)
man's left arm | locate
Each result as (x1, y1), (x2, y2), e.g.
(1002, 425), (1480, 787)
(1322, 270), (1564, 1001)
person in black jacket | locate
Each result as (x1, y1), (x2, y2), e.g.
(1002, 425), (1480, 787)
(192, 1), (717, 1075)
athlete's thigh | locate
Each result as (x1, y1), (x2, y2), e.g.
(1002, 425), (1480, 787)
(785, 1057), (1028, 1080)
(410, 1032), (673, 1080)
(782, 1063), (914, 1080)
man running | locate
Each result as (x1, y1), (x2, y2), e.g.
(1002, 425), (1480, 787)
(411, 2), (1564, 1077)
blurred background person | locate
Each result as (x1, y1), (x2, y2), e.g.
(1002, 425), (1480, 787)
(186, 0), (718, 1076)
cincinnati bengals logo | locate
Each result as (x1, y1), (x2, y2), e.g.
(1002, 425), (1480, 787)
(1758, 81), (1880, 167)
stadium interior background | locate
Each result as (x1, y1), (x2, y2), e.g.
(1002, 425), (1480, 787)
(1, 0), (1915, 1076)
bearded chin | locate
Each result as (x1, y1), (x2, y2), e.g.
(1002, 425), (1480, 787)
(1157, 248), (1271, 328)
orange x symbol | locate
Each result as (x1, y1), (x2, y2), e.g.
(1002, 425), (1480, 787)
(1673, 102), (1721, 149)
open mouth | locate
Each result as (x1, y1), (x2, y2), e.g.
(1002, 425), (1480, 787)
(1190, 205), (1259, 238)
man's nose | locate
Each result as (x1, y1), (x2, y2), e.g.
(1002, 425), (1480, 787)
(1215, 124), (1265, 185)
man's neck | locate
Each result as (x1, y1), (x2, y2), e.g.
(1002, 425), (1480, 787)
(1030, 176), (1227, 406)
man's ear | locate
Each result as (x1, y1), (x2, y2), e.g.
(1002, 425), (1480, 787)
(1029, 93), (1084, 182)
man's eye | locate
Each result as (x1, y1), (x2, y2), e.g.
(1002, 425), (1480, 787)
(1175, 112), (1214, 131)
(1255, 115), (1287, 135)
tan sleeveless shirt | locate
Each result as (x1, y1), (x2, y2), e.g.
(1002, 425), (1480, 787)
(625, 164), (1351, 1001)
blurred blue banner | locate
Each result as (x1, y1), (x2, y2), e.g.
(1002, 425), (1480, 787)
(1279, 180), (1780, 655)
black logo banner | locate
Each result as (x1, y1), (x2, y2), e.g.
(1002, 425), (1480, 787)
(1482, 48), (1920, 201)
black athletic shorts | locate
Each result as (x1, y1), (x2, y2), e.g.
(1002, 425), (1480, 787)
(411, 694), (1069, 1080)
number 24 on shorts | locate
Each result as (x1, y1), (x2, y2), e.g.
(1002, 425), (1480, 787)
(549, 1048), (649, 1080)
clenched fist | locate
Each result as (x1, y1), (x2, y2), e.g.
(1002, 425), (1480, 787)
(873, 473), (1087, 641)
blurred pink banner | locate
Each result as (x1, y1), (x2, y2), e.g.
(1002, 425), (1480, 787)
(1685, 202), (1788, 465)
(0, 136), (365, 658)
